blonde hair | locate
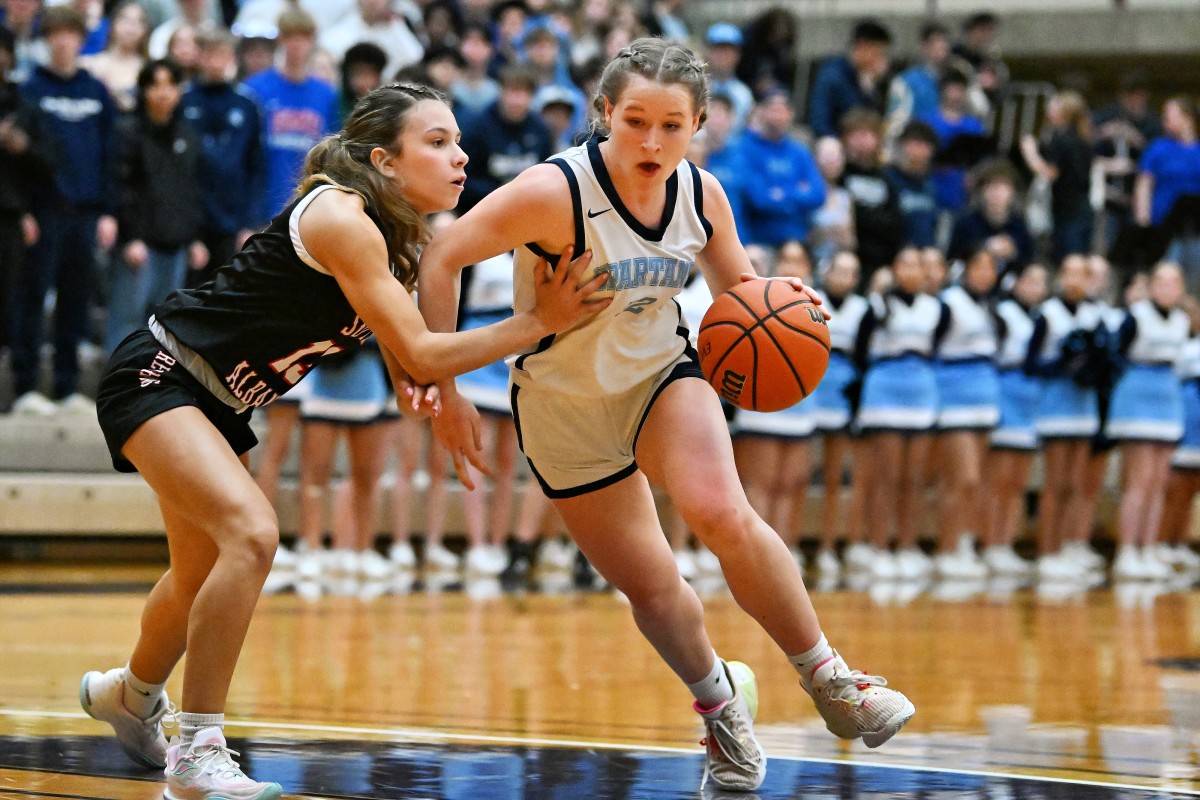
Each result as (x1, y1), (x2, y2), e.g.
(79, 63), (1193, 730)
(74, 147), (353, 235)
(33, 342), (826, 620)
(590, 37), (709, 135)
(296, 83), (446, 290)
(1050, 90), (1091, 140)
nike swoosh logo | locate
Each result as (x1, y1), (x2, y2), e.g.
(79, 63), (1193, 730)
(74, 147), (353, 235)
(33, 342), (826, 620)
(587, 208), (611, 218)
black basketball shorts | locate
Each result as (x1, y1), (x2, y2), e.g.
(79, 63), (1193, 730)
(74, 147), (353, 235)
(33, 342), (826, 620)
(96, 329), (258, 473)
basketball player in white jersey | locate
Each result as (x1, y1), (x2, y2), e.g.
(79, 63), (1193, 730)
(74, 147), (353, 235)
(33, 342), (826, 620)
(418, 39), (915, 791)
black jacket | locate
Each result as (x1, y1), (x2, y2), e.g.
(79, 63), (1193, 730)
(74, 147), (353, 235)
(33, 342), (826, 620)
(115, 110), (205, 250)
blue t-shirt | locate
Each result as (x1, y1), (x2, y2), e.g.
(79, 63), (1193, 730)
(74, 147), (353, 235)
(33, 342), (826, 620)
(922, 111), (987, 212)
(1140, 136), (1200, 226)
(241, 69), (338, 223)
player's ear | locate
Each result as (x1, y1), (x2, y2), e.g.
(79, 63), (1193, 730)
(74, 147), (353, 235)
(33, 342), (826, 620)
(603, 97), (614, 128)
(370, 146), (395, 177)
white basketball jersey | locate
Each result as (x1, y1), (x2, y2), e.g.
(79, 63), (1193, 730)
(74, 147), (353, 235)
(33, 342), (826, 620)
(938, 285), (997, 361)
(511, 140), (712, 396)
(1125, 299), (1188, 365)
(994, 297), (1036, 369)
(817, 290), (869, 354)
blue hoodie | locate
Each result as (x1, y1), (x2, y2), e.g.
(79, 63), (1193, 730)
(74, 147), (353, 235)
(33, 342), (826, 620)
(736, 128), (826, 247)
(21, 64), (115, 212)
(181, 81), (266, 234)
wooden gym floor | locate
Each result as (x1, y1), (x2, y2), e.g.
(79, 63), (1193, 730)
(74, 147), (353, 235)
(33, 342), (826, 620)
(0, 563), (1198, 799)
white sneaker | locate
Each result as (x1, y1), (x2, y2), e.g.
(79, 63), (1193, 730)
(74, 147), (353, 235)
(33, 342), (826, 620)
(934, 551), (987, 580)
(537, 538), (575, 571)
(694, 545), (722, 574)
(164, 727), (282, 800)
(1165, 543), (1200, 570)
(844, 542), (875, 571)
(1063, 541), (1105, 572)
(57, 392), (97, 416)
(79, 668), (172, 769)
(464, 545), (504, 576)
(870, 550), (899, 580)
(788, 546), (806, 571)
(358, 549), (394, 580)
(328, 548), (360, 575)
(695, 660), (766, 791)
(1038, 552), (1087, 581)
(388, 540), (417, 569)
(895, 548), (933, 580)
(816, 549), (841, 578)
(1138, 546), (1172, 580)
(983, 544), (1032, 576)
(803, 652), (915, 748)
(674, 549), (697, 581)
(1112, 547), (1148, 580)
(424, 542), (460, 571)
(11, 390), (57, 417)
(295, 548), (324, 580)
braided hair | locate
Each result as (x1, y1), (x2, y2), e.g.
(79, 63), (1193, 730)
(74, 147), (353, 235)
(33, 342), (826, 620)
(295, 82), (447, 290)
(590, 37), (710, 136)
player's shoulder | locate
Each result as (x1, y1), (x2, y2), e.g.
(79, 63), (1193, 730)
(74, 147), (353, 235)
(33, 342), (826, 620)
(302, 186), (374, 237)
(506, 161), (573, 204)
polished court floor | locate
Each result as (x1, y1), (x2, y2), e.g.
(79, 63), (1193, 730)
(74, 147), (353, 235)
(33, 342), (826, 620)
(1, 563), (1199, 799)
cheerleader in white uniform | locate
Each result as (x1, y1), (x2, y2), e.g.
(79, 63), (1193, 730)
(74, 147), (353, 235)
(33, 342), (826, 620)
(734, 241), (818, 568)
(930, 246), (1001, 579)
(1159, 302), (1200, 571)
(454, 246), (524, 577)
(1063, 255), (1124, 575)
(295, 344), (395, 581)
(807, 251), (869, 579)
(854, 246), (950, 579)
(1108, 262), (1189, 579)
(1024, 254), (1106, 579)
(982, 263), (1048, 576)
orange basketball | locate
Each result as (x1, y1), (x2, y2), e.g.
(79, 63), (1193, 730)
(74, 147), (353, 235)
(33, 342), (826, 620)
(697, 278), (831, 412)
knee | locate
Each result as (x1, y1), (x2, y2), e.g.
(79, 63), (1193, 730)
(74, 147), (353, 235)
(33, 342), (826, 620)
(687, 499), (756, 553)
(623, 573), (691, 619)
(220, 507), (279, 575)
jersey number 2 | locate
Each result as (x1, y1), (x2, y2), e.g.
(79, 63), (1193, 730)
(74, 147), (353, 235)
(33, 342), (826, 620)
(623, 296), (657, 315)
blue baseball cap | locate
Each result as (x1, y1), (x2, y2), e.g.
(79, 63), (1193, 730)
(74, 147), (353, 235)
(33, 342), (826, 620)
(706, 23), (743, 47)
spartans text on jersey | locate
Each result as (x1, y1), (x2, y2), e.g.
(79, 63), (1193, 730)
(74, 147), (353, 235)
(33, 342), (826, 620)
(596, 257), (693, 293)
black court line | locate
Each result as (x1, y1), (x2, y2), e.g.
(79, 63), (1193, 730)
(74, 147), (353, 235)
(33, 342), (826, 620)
(0, 735), (1197, 800)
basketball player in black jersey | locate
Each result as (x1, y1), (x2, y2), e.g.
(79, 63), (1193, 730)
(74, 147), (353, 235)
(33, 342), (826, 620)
(77, 83), (609, 799)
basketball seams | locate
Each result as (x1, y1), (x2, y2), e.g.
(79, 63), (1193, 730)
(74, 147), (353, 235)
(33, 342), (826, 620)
(700, 281), (830, 411)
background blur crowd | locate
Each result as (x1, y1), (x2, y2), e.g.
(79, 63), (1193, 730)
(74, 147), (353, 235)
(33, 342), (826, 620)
(3, 0), (1200, 597)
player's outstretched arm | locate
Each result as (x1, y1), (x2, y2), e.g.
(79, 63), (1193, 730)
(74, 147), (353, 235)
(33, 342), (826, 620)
(302, 189), (609, 386)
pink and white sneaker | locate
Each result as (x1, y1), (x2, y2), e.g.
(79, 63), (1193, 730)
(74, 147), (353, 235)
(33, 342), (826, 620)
(164, 727), (282, 800)
(803, 652), (915, 748)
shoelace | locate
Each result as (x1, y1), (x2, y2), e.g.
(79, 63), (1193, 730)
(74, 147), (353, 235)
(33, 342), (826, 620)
(823, 669), (889, 703)
(149, 701), (179, 727)
(191, 742), (249, 780)
(699, 710), (763, 789)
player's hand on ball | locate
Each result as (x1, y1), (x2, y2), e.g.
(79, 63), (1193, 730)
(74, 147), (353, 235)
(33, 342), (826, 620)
(738, 272), (831, 319)
(532, 245), (613, 333)
(430, 391), (490, 490)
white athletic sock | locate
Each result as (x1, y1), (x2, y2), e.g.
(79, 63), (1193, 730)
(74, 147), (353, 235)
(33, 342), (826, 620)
(688, 653), (734, 711)
(789, 633), (834, 690)
(179, 712), (224, 748)
(122, 666), (166, 720)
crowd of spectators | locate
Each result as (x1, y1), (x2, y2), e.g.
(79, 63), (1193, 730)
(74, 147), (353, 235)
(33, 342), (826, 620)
(2, 0), (1200, 590)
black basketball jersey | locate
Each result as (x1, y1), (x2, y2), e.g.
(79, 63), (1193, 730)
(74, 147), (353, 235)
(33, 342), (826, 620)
(153, 181), (390, 408)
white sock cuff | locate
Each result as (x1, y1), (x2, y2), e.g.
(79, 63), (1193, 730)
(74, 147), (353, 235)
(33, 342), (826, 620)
(180, 712), (224, 729)
(788, 633), (832, 676)
(123, 665), (166, 695)
(687, 651), (733, 710)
